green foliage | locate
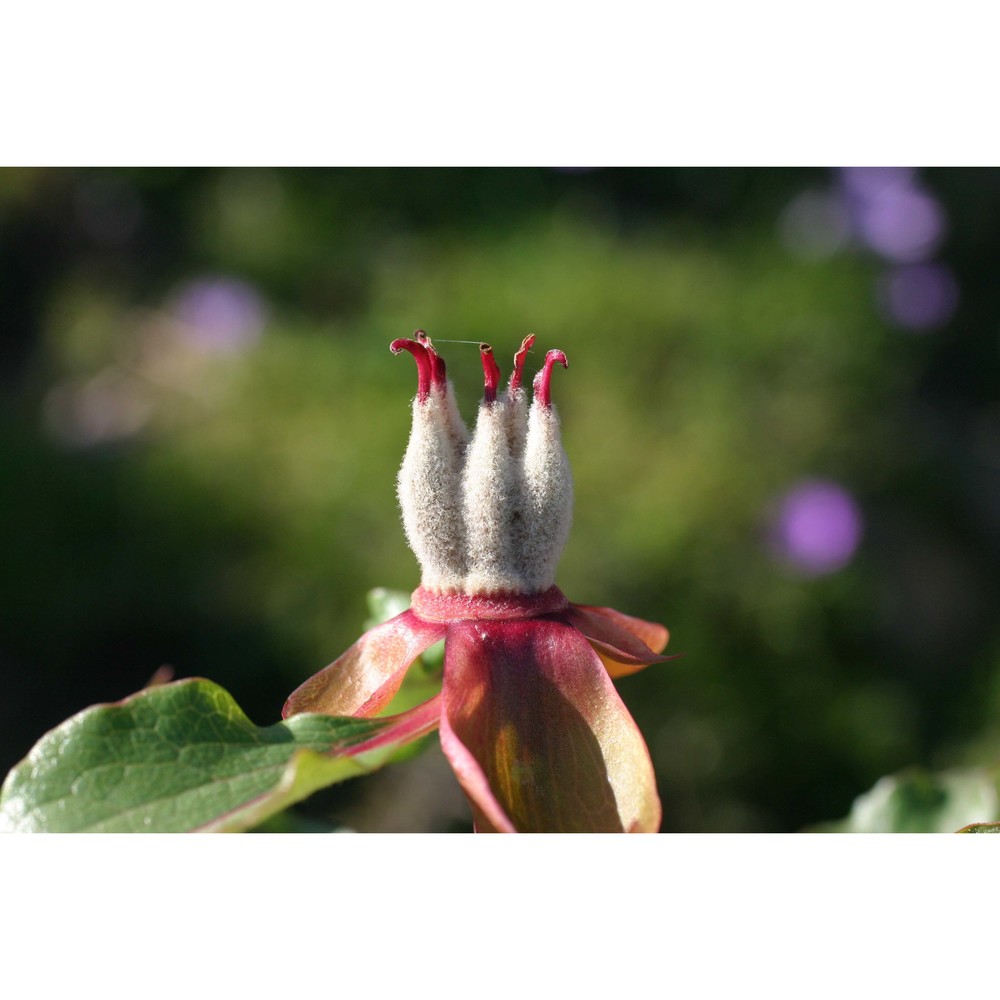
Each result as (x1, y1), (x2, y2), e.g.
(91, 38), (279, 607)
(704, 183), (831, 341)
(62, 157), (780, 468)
(0, 678), (424, 833)
(814, 767), (1000, 834)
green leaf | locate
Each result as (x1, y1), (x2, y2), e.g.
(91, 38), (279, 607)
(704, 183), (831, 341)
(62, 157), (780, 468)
(364, 587), (413, 631)
(0, 678), (432, 833)
(814, 767), (1000, 833)
(956, 822), (1000, 834)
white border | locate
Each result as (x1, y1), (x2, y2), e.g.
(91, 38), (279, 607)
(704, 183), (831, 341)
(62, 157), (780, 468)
(3, 4), (997, 165)
(4, 834), (995, 993)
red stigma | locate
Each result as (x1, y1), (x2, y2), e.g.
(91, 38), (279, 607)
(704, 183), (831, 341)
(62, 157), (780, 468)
(390, 338), (431, 402)
(480, 343), (501, 404)
(508, 334), (536, 393)
(533, 349), (568, 408)
(414, 329), (447, 391)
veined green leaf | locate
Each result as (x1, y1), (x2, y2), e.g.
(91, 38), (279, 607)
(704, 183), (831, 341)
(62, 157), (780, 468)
(0, 678), (435, 833)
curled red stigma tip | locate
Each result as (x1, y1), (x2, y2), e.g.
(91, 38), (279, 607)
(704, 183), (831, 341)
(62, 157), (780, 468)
(508, 333), (536, 393)
(414, 329), (447, 389)
(532, 349), (568, 408)
(480, 343), (501, 404)
(390, 338), (431, 402)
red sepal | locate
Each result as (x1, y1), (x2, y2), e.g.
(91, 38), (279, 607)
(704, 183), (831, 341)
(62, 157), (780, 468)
(283, 610), (446, 719)
(563, 605), (676, 679)
(439, 617), (661, 832)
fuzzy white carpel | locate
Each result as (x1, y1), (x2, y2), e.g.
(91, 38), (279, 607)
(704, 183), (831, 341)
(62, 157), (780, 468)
(394, 334), (573, 597)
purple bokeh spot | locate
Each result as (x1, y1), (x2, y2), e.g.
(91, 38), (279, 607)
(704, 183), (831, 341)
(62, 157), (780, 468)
(855, 187), (945, 263)
(839, 167), (915, 201)
(837, 167), (945, 263)
(171, 277), (266, 352)
(768, 479), (864, 576)
(879, 262), (959, 331)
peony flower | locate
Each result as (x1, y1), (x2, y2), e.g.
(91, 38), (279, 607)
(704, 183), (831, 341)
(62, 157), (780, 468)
(283, 331), (674, 832)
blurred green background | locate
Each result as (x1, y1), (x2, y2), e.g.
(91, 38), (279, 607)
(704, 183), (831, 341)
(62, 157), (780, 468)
(3, 167), (1000, 832)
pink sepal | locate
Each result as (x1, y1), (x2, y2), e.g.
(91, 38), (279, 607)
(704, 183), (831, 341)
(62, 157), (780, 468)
(283, 610), (446, 719)
(343, 694), (443, 757)
(564, 605), (676, 678)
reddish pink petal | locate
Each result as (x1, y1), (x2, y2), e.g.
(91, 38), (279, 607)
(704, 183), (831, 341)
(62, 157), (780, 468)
(343, 695), (442, 757)
(565, 605), (675, 679)
(439, 618), (661, 833)
(283, 610), (446, 719)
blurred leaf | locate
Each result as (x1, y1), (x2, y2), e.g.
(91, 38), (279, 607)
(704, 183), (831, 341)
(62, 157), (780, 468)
(364, 586), (412, 630)
(956, 821), (1000, 833)
(0, 678), (435, 833)
(814, 767), (1000, 833)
